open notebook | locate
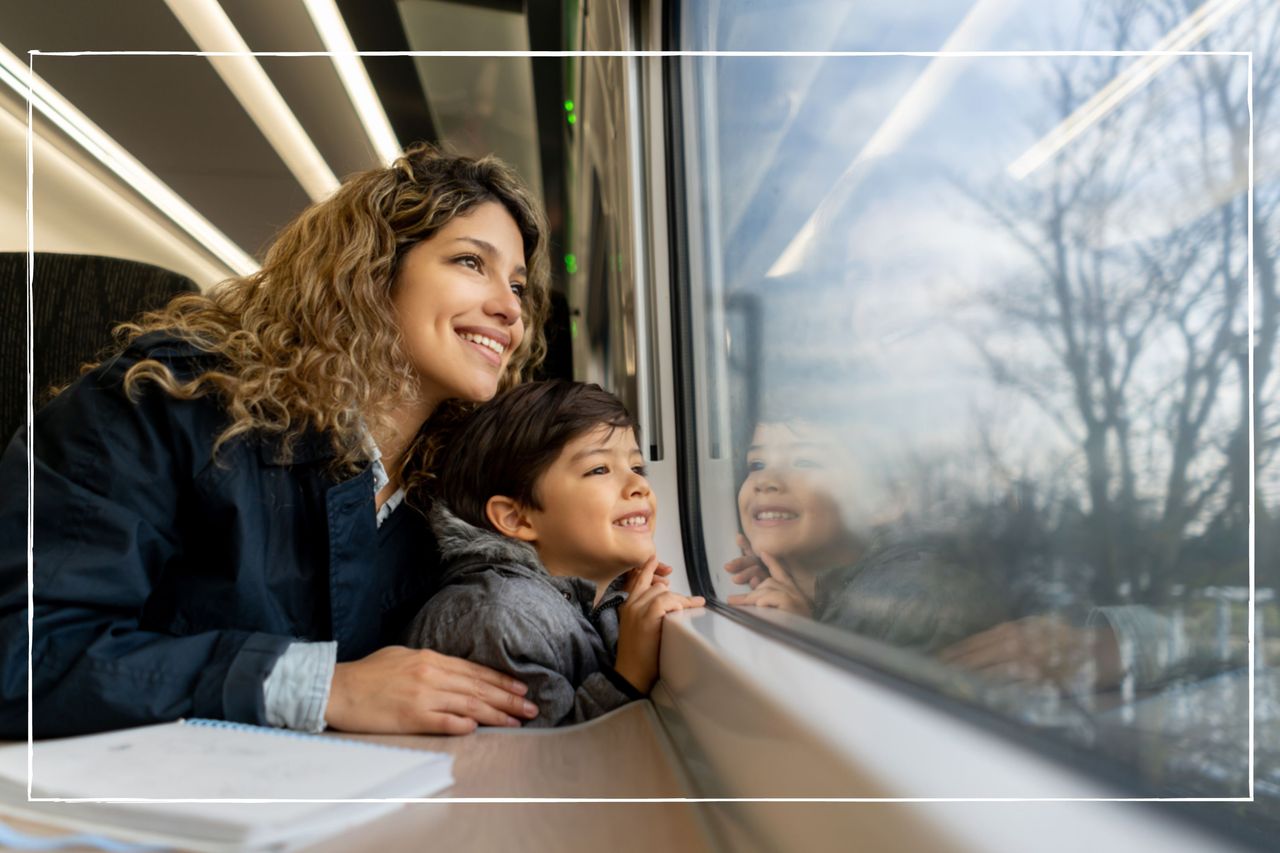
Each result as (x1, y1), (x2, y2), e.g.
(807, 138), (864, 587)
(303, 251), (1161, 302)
(0, 719), (454, 852)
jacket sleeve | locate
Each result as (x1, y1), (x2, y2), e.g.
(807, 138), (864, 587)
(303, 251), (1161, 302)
(408, 599), (638, 728)
(0, 354), (293, 738)
(1089, 603), (1246, 689)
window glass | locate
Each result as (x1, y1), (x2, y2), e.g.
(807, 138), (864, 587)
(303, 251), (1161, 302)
(674, 0), (1277, 827)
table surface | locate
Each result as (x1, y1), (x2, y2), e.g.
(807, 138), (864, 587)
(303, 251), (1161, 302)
(3, 702), (715, 852)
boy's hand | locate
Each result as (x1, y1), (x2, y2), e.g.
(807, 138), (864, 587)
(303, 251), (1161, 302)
(614, 556), (705, 694)
(325, 646), (539, 734)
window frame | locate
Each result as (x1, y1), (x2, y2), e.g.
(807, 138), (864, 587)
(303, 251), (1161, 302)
(655, 2), (1270, 847)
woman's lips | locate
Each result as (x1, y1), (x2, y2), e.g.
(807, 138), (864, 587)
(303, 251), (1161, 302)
(458, 332), (502, 367)
(456, 327), (511, 368)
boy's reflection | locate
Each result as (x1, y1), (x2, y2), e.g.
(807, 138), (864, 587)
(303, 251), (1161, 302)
(728, 421), (864, 617)
(726, 419), (1009, 653)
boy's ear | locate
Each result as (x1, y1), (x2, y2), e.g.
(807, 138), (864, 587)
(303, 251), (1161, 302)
(485, 495), (539, 542)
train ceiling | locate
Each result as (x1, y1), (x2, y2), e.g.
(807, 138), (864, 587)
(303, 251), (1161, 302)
(0, 0), (567, 276)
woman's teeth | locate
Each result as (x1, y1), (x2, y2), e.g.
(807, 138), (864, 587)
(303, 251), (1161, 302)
(460, 332), (505, 354)
(755, 511), (798, 521)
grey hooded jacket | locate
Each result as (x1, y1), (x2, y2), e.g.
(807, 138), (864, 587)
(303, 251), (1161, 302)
(405, 506), (644, 727)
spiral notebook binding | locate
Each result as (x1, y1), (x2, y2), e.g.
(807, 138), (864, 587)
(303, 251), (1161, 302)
(181, 718), (440, 756)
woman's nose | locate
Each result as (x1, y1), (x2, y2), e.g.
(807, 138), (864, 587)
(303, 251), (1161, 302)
(486, 283), (523, 325)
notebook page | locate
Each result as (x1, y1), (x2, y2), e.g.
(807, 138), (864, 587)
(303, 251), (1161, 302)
(0, 722), (453, 846)
(23, 721), (450, 800)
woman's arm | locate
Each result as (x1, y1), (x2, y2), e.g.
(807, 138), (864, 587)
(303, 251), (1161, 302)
(1, 343), (536, 738)
(0, 360), (294, 737)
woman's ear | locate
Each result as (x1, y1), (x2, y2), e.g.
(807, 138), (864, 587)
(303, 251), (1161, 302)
(485, 495), (539, 542)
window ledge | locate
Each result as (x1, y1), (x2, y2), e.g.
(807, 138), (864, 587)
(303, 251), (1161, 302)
(651, 607), (1247, 851)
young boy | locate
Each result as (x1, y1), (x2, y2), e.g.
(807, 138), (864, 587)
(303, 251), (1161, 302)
(406, 380), (704, 727)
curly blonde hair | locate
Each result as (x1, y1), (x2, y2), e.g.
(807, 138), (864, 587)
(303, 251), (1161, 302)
(111, 143), (551, 500)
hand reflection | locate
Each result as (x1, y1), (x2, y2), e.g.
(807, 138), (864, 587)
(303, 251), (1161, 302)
(726, 549), (814, 617)
(722, 534), (769, 589)
(939, 614), (1122, 688)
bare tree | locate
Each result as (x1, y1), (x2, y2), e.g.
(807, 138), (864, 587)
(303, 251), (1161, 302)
(960, 0), (1273, 599)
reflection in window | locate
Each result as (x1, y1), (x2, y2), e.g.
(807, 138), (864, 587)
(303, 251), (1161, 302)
(676, 0), (1277, 828)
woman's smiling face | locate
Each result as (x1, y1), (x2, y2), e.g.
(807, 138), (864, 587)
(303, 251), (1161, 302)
(392, 200), (529, 407)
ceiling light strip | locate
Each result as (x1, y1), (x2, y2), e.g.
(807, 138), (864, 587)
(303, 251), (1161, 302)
(1007, 0), (1246, 180)
(0, 44), (258, 275)
(768, 0), (1017, 277)
(162, 0), (340, 201)
(0, 101), (234, 286)
(300, 0), (401, 165)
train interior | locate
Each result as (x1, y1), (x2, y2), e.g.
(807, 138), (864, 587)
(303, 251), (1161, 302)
(1, 0), (1277, 850)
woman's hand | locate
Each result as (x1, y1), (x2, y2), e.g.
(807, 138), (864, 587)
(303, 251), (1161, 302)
(325, 646), (539, 735)
(723, 534), (770, 589)
(614, 556), (705, 694)
(726, 551), (813, 617)
(938, 614), (1122, 688)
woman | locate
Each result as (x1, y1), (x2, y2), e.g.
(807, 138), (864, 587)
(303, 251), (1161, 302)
(0, 144), (549, 738)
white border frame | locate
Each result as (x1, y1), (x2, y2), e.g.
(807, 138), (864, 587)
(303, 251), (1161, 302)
(19, 47), (1256, 811)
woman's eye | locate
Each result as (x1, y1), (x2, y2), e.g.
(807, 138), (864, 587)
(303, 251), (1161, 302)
(632, 465), (648, 476)
(510, 282), (527, 300)
(457, 255), (482, 271)
(747, 459), (765, 472)
(585, 466), (609, 476)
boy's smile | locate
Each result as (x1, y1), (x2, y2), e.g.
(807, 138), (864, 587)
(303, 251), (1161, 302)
(520, 424), (657, 586)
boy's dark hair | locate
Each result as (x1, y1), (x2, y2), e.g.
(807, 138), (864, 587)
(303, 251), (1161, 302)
(433, 380), (639, 532)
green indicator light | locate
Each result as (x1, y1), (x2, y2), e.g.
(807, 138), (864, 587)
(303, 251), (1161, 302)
(564, 100), (575, 112)
(615, 253), (623, 273)
(567, 114), (576, 125)
(570, 319), (579, 339)
(564, 253), (578, 274)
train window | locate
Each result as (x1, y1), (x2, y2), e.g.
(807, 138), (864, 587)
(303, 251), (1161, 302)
(669, 0), (1277, 830)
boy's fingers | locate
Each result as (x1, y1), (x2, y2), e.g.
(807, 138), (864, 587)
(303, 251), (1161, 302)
(621, 566), (643, 595)
(634, 554), (661, 589)
(655, 562), (674, 578)
(631, 582), (669, 608)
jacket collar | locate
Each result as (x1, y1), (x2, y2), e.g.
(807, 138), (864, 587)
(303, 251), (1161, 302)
(123, 331), (353, 468)
(431, 503), (544, 575)
(258, 431), (346, 466)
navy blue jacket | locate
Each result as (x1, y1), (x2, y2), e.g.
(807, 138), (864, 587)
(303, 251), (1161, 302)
(0, 333), (434, 737)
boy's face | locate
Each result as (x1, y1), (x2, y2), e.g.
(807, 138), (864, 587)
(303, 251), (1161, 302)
(737, 422), (851, 568)
(524, 424), (656, 582)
